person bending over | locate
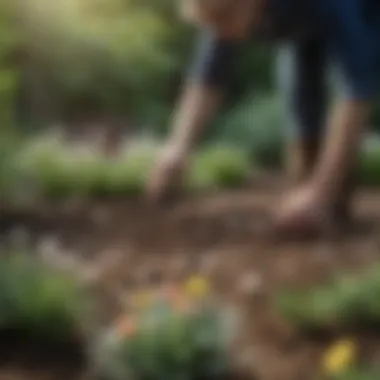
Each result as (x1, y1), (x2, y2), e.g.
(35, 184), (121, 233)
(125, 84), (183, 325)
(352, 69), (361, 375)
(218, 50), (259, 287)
(147, 0), (379, 235)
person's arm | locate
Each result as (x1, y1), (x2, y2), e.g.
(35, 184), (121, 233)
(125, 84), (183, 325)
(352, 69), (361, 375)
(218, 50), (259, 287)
(311, 0), (376, 200)
(168, 31), (240, 155)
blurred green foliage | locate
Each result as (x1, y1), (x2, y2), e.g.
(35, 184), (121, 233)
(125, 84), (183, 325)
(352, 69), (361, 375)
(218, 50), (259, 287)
(0, 2), (19, 128)
(333, 370), (380, 380)
(188, 145), (252, 191)
(0, 0), (379, 179)
(274, 264), (380, 332)
(216, 93), (284, 167)
(6, 136), (252, 200)
(95, 281), (233, 380)
(1, 0), (273, 127)
(1, 134), (380, 202)
(358, 145), (380, 187)
(0, 253), (88, 342)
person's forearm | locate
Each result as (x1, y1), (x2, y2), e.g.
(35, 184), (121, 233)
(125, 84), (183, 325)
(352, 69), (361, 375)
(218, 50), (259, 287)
(169, 83), (222, 153)
(313, 100), (370, 199)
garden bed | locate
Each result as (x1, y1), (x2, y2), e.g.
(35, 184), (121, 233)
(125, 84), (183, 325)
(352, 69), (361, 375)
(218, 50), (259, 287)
(1, 181), (380, 380)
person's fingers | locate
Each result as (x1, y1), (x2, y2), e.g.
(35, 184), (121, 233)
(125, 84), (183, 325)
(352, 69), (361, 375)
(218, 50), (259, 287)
(146, 170), (165, 202)
(145, 150), (187, 204)
(272, 203), (331, 239)
(146, 162), (176, 202)
(146, 164), (162, 197)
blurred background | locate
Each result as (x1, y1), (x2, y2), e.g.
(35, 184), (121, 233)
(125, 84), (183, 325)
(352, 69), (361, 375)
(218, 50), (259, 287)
(1, 0), (380, 197)
(1, 3), (380, 380)
(2, 0), (277, 152)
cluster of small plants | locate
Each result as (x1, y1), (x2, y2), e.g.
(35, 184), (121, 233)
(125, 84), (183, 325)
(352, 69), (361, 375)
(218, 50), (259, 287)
(272, 263), (380, 380)
(6, 134), (251, 200)
(2, 131), (380, 204)
(321, 339), (379, 380)
(0, 253), (88, 343)
(0, 253), (237, 380)
(274, 265), (380, 332)
(94, 276), (237, 380)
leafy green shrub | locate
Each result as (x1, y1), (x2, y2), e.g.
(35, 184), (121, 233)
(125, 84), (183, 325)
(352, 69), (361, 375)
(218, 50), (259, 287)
(13, 135), (156, 198)
(106, 145), (158, 196)
(94, 276), (237, 380)
(358, 144), (380, 187)
(217, 94), (284, 168)
(0, 253), (89, 343)
(188, 145), (251, 191)
(8, 136), (251, 199)
(274, 265), (380, 332)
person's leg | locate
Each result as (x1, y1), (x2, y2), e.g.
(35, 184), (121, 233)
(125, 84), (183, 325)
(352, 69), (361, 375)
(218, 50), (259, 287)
(276, 39), (327, 185)
(276, 39), (354, 223)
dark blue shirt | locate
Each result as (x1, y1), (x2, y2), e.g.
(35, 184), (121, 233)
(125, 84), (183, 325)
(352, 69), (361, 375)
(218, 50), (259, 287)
(189, 0), (379, 100)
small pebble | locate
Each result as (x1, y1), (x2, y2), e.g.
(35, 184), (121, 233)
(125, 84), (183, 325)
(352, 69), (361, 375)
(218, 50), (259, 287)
(92, 208), (110, 226)
(238, 272), (263, 296)
(168, 254), (190, 277)
(200, 251), (220, 274)
(38, 235), (61, 259)
(81, 263), (104, 285)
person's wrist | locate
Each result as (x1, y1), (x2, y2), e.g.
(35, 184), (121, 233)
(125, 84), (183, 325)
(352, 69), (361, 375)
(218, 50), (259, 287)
(169, 138), (192, 157)
(309, 171), (339, 206)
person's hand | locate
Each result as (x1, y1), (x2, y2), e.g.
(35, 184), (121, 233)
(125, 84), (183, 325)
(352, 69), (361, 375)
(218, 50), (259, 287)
(146, 143), (189, 203)
(272, 183), (332, 237)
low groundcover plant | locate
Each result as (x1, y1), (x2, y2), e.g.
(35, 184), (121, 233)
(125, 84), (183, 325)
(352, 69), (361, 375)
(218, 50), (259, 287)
(274, 264), (380, 332)
(0, 253), (90, 344)
(9, 135), (252, 199)
(94, 276), (238, 380)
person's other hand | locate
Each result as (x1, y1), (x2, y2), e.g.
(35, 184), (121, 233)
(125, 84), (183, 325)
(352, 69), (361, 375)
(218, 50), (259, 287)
(146, 143), (188, 203)
(272, 183), (331, 237)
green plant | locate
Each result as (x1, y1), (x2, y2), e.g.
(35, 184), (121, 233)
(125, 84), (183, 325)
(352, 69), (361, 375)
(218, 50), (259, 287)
(329, 369), (380, 380)
(217, 94), (284, 168)
(7, 136), (252, 199)
(95, 276), (236, 380)
(274, 265), (380, 331)
(188, 145), (251, 191)
(106, 145), (157, 196)
(0, 253), (89, 342)
(358, 145), (380, 187)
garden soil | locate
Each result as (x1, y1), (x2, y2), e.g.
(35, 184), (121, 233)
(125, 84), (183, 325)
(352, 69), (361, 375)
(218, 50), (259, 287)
(1, 178), (380, 380)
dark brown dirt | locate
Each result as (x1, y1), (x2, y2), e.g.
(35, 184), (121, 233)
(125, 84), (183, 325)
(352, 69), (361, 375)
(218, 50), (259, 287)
(1, 182), (380, 380)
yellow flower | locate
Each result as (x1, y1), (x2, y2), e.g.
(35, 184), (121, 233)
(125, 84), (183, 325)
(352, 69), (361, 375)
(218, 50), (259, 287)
(322, 339), (356, 375)
(131, 291), (152, 309)
(184, 275), (210, 298)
